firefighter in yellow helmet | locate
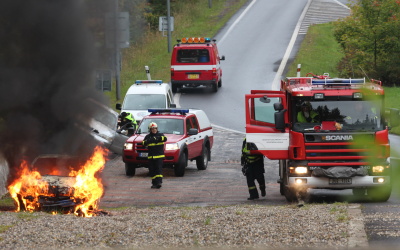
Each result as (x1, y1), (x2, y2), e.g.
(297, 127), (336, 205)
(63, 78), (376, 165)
(241, 138), (266, 200)
(142, 122), (167, 189)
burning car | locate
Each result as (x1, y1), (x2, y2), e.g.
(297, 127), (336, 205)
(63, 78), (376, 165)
(8, 146), (107, 217)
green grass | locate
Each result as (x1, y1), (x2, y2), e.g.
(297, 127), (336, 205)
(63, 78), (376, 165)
(106, 0), (248, 105)
(287, 22), (400, 134)
(287, 23), (343, 77)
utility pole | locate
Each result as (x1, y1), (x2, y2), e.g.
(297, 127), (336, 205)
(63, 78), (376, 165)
(114, 0), (121, 100)
(167, 0), (171, 53)
(208, 0), (212, 8)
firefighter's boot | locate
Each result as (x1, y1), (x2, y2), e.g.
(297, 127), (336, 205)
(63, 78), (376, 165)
(260, 185), (266, 197)
(247, 187), (259, 200)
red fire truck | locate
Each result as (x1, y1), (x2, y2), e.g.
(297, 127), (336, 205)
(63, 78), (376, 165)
(170, 37), (225, 93)
(245, 74), (393, 202)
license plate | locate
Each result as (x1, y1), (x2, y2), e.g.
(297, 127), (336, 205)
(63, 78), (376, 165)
(329, 178), (352, 185)
(139, 152), (148, 157)
(188, 74), (199, 79)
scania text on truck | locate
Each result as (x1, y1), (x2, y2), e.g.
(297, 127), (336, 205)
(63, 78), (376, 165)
(245, 73), (395, 202)
(170, 37), (225, 93)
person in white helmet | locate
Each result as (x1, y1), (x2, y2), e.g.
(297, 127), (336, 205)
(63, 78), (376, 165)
(142, 122), (167, 189)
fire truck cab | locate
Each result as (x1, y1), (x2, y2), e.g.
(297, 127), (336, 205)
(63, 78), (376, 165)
(245, 75), (393, 202)
(170, 37), (225, 93)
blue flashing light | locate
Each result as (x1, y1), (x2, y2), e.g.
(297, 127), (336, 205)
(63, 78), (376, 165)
(148, 108), (189, 115)
(312, 78), (365, 85)
(205, 37), (211, 42)
(135, 80), (163, 85)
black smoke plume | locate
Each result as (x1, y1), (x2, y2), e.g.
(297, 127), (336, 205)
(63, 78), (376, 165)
(0, 0), (113, 182)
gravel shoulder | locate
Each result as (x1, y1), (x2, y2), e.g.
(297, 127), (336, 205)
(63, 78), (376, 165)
(0, 203), (353, 249)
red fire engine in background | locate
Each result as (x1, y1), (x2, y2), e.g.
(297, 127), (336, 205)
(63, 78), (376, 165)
(170, 37), (225, 93)
(245, 73), (397, 202)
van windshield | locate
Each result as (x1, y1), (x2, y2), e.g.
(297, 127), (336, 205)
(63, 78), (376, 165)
(122, 94), (166, 110)
(177, 49), (210, 63)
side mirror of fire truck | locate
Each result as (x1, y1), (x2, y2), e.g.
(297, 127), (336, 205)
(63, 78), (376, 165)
(274, 103), (287, 132)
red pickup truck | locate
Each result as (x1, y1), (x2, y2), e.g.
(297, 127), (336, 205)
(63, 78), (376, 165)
(123, 109), (214, 177)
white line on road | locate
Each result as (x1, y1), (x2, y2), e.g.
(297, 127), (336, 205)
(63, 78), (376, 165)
(217, 0), (257, 45)
(271, 0), (312, 90)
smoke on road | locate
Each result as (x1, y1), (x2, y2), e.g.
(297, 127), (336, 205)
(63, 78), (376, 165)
(0, 0), (112, 182)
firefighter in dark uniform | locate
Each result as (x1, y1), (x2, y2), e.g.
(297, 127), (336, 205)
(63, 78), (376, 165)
(143, 122), (167, 189)
(241, 138), (266, 200)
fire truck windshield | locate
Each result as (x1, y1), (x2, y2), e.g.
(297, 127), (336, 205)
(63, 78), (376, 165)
(292, 100), (383, 132)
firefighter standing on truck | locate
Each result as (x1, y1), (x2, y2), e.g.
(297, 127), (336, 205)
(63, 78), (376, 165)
(143, 122), (167, 189)
(241, 138), (266, 200)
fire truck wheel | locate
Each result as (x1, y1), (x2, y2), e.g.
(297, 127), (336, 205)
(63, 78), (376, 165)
(196, 145), (209, 170)
(218, 79), (222, 88)
(175, 153), (187, 177)
(125, 163), (136, 177)
(284, 187), (297, 202)
(367, 185), (392, 202)
(172, 84), (178, 93)
(212, 83), (218, 93)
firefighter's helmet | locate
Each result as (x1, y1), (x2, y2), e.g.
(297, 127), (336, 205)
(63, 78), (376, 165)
(148, 122), (158, 131)
(301, 101), (312, 109)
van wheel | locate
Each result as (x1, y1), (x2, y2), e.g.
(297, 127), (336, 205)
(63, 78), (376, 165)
(218, 79), (222, 88)
(174, 153), (187, 177)
(125, 163), (136, 176)
(212, 83), (218, 93)
(172, 85), (178, 93)
(196, 145), (209, 170)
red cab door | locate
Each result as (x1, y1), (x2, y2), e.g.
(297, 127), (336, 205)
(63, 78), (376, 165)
(245, 90), (289, 159)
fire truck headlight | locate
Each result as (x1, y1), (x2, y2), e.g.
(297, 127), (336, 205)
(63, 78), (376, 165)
(294, 166), (308, 174)
(165, 143), (179, 151)
(372, 166), (385, 173)
(124, 143), (134, 150)
(295, 178), (307, 184)
(373, 177), (386, 183)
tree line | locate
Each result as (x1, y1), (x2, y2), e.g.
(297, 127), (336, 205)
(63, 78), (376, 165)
(334, 0), (400, 86)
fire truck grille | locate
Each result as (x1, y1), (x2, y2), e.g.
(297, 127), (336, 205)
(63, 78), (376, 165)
(305, 142), (369, 167)
(303, 133), (375, 167)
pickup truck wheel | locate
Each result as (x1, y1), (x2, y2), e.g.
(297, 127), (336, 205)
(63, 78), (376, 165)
(196, 145), (209, 170)
(218, 79), (222, 88)
(125, 163), (136, 177)
(174, 153), (187, 177)
(367, 185), (392, 202)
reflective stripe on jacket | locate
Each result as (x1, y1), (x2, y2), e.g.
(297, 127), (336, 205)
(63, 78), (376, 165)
(143, 132), (167, 159)
(241, 138), (263, 163)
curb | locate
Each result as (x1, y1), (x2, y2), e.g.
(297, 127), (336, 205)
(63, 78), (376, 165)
(348, 204), (369, 248)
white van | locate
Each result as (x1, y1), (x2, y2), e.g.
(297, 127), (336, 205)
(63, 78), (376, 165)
(116, 80), (176, 123)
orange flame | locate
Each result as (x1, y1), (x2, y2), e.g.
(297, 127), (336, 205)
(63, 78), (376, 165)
(8, 146), (108, 217)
